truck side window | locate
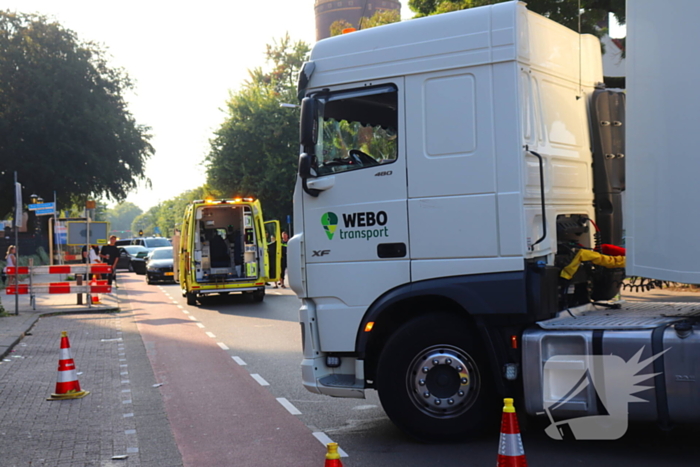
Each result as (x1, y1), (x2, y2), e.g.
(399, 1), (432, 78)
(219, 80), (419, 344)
(314, 85), (398, 176)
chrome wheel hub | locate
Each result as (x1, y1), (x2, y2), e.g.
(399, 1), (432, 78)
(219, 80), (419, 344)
(407, 345), (479, 417)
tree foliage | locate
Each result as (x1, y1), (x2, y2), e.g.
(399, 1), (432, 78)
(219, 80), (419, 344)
(330, 9), (401, 37)
(0, 11), (154, 218)
(130, 185), (222, 238)
(205, 35), (309, 223)
(408, 0), (625, 35)
(105, 202), (142, 233)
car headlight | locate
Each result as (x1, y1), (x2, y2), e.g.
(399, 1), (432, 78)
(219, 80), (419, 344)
(147, 267), (158, 272)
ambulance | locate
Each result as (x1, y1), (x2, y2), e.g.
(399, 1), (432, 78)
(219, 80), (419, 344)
(175, 198), (280, 305)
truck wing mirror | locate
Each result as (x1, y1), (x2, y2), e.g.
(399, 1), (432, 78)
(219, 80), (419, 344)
(299, 153), (321, 197)
(300, 97), (318, 149)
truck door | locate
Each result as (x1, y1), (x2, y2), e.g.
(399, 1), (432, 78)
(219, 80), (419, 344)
(264, 220), (281, 283)
(297, 81), (410, 351)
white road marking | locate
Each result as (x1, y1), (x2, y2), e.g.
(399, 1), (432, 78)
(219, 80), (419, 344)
(312, 432), (349, 457)
(232, 356), (246, 366)
(177, 305), (184, 309)
(205, 332), (216, 338)
(276, 397), (301, 415)
(250, 374), (269, 386)
(217, 342), (229, 350)
(188, 316), (197, 321)
(196, 323), (205, 328)
(351, 405), (379, 410)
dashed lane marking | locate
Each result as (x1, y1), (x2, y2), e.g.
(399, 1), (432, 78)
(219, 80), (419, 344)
(312, 432), (349, 457)
(188, 316), (197, 321)
(232, 356), (246, 365)
(217, 342), (229, 350)
(205, 332), (216, 338)
(251, 374), (269, 386)
(276, 397), (301, 415)
(196, 323), (205, 328)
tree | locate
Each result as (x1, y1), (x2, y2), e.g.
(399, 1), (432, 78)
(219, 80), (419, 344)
(205, 35), (310, 223)
(105, 202), (142, 233)
(0, 12), (154, 217)
(408, 0), (625, 35)
(127, 186), (222, 238)
(330, 9), (401, 37)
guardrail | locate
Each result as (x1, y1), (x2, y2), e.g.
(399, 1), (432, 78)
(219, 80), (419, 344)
(4, 263), (113, 310)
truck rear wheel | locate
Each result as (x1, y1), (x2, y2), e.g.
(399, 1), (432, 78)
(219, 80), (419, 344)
(376, 312), (498, 441)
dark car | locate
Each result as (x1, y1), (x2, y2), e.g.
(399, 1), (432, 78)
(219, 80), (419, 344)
(117, 245), (148, 271)
(145, 247), (174, 284)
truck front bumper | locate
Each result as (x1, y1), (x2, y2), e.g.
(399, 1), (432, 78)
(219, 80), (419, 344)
(300, 298), (366, 399)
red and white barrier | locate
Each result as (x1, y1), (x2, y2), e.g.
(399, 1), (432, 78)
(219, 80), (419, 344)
(5, 263), (112, 275)
(4, 263), (112, 297)
(6, 280), (111, 295)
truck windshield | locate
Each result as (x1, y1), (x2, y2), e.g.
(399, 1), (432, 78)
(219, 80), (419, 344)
(313, 85), (398, 176)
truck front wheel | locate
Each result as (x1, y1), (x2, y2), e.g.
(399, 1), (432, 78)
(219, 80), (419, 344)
(376, 312), (498, 441)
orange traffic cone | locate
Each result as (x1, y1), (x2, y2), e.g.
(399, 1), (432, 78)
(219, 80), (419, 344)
(497, 398), (527, 467)
(47, 331), (90, 401)
(90, 275), (100, 304)
(324, 442), (343, 467)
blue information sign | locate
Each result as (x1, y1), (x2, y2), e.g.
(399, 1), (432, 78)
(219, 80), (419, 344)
(35, 207), (55, 216)
(28, 202), (55, 211)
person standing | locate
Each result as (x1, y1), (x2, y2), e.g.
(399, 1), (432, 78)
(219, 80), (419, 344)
(82, 244), (102, 279)
(4, 245), (17, 286)
(100, 235), (120, 287)
(278, 231), (288, 288)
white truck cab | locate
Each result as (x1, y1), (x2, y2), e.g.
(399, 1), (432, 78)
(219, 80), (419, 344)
(289, 1), (700, 441)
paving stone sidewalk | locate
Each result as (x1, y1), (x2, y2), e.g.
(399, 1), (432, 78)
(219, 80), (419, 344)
(0, 275), (182, 467)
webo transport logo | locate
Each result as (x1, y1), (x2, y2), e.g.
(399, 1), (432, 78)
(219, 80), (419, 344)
(320, 211), (389, 241)
(541, 347), (667, 440)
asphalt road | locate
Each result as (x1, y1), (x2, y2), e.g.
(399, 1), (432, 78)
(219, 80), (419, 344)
(124, 274), (700, 466)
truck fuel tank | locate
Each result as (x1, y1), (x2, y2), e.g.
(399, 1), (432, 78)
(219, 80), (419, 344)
(522, 302), (700, 429)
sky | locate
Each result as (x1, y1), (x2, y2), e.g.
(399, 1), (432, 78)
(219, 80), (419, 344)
(2, 2), (622, 213)
(2, 0), (413, 213)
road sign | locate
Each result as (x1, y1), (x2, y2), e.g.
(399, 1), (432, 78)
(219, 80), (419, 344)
(36, 207), (55, 216)
(66, 222), (109, 246)
(28, 202), (55, 211)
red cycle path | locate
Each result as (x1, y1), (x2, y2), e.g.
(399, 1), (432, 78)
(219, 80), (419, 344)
(125, 276), (324, 466)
